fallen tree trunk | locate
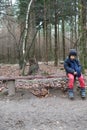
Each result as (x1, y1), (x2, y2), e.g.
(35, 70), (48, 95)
(16, 76), (68, 91)
(16, 76), (69, 97)
(16, 75), (81, 97)
(17, 77), (67, 88)
(0, 75), (80, 97)
(17, 74), (66, 80)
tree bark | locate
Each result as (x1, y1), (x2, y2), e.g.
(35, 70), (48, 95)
(38, 29), (41, 60)
(43, 0), (48, 63)
(58, 21), (60, 60)
(62, 18), (65, 60)
(80, 0), (86, 71)
(22, 0), (33, 75)
(54, 0), (58, 66)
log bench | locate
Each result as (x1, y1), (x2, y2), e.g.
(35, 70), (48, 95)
(0, 75), (68, 96)
(1, 75), (79, 97)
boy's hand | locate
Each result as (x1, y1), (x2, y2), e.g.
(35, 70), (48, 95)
(74, 72), (77, 75)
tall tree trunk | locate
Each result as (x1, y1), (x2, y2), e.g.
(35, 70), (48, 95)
(49, 0), (52, 53)
(22, 0), (33, 75)
(43, 0), (48, 63)
(70, 17), (74, 48)
(38, 29), (41, 60)
(49, 24), (52, 54)
(74, 0), (77, 50)
(75, 0), (77, 45)
(58, 21), (60, 60)
(62, 18), (65, 60)
(30, 1), (36, 58)
(77, 0), (81, 52)
(54, 0), (58, 66)
(46, 24), (48, 63)
(80, 0), (86, 71)
(48, 0), (52, 60)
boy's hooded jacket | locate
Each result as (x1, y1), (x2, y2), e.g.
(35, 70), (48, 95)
(64, 49), (82, 77)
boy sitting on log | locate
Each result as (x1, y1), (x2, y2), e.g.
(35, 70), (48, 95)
(64, 49), (86, 99)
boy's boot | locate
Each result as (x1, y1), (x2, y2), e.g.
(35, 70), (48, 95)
(68, 89), (74, 99)
(80, 88), (86, 99)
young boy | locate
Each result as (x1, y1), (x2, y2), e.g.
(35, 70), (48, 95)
(64, 49), (86, 99)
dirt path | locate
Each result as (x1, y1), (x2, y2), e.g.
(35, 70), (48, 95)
(0, 89), (87, 130)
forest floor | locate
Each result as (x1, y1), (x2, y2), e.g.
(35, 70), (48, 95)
(0, 63), (87, 130)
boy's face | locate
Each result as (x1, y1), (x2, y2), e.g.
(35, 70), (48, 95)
(70, 55), (76, 60)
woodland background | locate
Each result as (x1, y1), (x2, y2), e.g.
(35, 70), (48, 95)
(0, 0), (87, 71)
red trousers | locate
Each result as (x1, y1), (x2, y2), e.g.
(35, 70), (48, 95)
(68, 73), (85, 89)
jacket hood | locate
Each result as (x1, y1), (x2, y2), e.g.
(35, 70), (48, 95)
(69, 49), (77, 57)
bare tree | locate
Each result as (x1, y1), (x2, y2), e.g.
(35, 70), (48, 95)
(22, 0), (33, 75)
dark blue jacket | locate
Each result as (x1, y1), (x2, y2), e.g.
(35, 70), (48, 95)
(64, 57), (82, 77)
